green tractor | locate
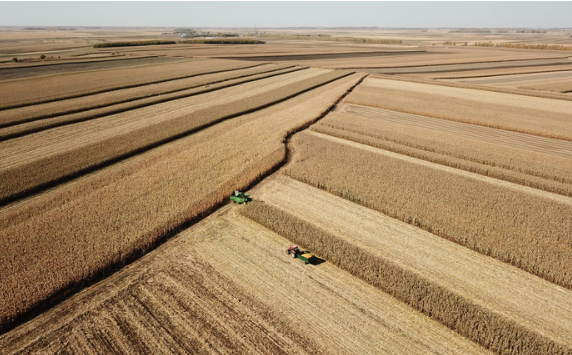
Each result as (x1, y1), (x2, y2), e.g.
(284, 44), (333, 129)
(230, 190), (251, 204)
(287, 245), (315, 265)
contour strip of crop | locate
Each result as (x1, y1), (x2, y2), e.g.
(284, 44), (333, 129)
(239, 192), (572, 355)
(311, 106), (572, 196)
(347, 78), (572, 141)
(0, 69), (351, 204)
(0, 73), (363, 334)
(285, 131), (572, 290)
(0, 58), (262, 110)
(0, 66), (305, 139)
(0, 63), (297, 128)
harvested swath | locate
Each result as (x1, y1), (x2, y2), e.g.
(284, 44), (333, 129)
(0, 58), (260, 109)
(0, 72), (364, 334)
(285, 131), (572, 290)
(346, 77), (572, 140)
(0, 69), (351, 204)
(0, 63), (300, 132)
(311, 104), (572, 196)
(240, 176), (572, 355)
(425, 63), (572, 80)
(0, 203), (488, 354)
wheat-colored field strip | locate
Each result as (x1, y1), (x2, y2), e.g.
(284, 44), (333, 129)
(347, 77), (572, 140)
(0, 72), (364, 334)
(449, 70), (572, 92)
(285, 131), (572, 290)
(313, 107), (572, 198)
(0, 68), (350, 203)
(0, 204), (490, 355)
(0, 65), (303, 140)
(0, 58), (259, 109)
(421, 63), (572, 80)
(241, 175), (572, 354)
(336, 103), (572, 159)
(0, 63), (294, 128)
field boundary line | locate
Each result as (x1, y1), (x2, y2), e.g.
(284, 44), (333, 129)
(307, 130), (572, 206)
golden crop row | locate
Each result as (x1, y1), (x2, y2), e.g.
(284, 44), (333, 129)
(347, 79), (572, 141)
(313, 111), (572, 197)
(285, 132), (572, 290)
(0, 65), (301, 140)
(0, 73), (363, 334)
(0, 63), (292, 129)
(0, 58), (256, 110)
(0, 70), (351, 204)
(240, 201), (570, 355)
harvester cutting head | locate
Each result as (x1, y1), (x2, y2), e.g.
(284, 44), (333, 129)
(230, 191), (251, 204)
(287, 245), (315, 265)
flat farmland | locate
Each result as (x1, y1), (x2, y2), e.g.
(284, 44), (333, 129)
(0, 66), (363, 335)
(2, 27), (572, 354)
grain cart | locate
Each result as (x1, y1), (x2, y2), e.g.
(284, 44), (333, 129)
(230, 191), (250, 204)
(287, 245), (315, 265)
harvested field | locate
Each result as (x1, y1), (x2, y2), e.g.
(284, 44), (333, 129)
(419, 63), (572, 80)
(285, 131), (572, 289)
(0, 68), (350, 203)
(0, 58), (259, 109)
(313, 104), (572, 197)
(0, 206), (490, 355)
(347, 76), (572, 140)
(0, 72), (364, 334)
(241, 175), (572, 354)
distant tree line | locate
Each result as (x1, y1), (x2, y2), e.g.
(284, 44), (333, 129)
(474, 42), (572, 51)
(93, 40), (177, 48)
(181, 39), (265, 44)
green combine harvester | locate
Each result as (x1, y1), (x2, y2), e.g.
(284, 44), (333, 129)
(230, 190), (251, 204)
(287, 245), (315, 265)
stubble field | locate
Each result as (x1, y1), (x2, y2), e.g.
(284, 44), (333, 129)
(1, 27), (571, 354)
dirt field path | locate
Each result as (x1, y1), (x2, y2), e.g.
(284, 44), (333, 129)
(338, 103), (572, 159)
(255, 175), (572, 349)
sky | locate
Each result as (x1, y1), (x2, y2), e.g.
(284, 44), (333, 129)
(0, 1), (571, 29)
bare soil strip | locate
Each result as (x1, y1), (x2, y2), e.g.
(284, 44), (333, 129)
(243, 175), (572, 353)
(0, 63), (293, 128)
(0, 73), (363, 335)
(338, 103), (572, 159)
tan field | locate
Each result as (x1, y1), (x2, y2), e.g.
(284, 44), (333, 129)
(1, 27), (571, 354)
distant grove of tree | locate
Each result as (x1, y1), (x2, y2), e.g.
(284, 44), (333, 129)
(181, 39), (265, 44)
(93, 40), (177, 48)
(474, 42), (572, 50)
